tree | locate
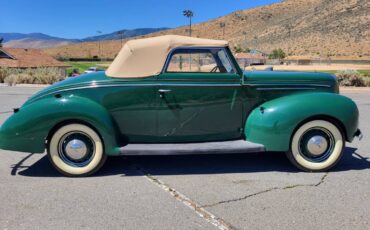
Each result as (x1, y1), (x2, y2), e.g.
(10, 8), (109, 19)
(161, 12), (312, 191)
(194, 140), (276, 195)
(233, 45), (251, 53)
(269, 48), (286, 60)
(233, 45), (243, 53)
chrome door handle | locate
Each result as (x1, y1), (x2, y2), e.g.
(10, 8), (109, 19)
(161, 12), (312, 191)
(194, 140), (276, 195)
(158, 89), (171, 93)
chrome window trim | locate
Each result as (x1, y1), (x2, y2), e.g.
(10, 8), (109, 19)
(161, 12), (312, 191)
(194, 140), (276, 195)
(161, 46), (237, 74)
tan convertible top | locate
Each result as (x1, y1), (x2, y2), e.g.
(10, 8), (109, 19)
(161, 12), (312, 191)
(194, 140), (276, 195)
(106, 35), (229, 78)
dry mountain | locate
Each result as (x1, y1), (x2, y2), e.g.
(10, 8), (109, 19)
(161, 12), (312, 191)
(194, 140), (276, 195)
(46, 0), (370, 59)
(1, 28), (168, 49)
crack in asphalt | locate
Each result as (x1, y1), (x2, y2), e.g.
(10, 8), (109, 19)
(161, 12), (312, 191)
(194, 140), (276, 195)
(201, 173), (329, 208)
(132, 164), (236, 230)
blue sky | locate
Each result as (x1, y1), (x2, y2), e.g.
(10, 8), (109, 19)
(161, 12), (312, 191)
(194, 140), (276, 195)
(1, 0), (280, 39)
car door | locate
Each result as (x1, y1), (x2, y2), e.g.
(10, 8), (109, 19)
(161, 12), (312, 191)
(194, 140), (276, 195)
(156, 47), (244, 143)
(102, 78), (158, 144)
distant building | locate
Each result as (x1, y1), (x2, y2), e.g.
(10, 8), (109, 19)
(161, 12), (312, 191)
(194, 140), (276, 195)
(0, 48), (70, 74)
(235, 52), (267, 68)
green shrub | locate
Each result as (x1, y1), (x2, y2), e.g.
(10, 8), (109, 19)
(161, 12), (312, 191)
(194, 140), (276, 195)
(269, 48), (286, 60)
(0, 67), (21, 83)
(19, 73), (35, 84)
(363, 77), (370, 87)
(4, 74), (19, 86)
(0, 68), (7, 83)
(336, 70), (365, 87)
(32, 67), (65, 84)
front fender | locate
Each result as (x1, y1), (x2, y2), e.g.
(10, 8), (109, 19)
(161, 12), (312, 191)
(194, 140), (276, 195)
(245, 93), (359, 152)
(0, 95), (120, 155)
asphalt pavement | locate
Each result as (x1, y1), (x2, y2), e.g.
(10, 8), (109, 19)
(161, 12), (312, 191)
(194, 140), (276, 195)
(0, 85), (369, 230)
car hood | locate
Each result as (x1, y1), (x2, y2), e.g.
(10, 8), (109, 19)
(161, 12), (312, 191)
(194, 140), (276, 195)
(23, 72), (109, 106)
(244, 70), (337, 84)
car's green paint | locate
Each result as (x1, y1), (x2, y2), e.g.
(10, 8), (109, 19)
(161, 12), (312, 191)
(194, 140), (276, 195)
(245, 92), (359, 152)
(156, 72), (244, 143)
(0, 49), (360, 156)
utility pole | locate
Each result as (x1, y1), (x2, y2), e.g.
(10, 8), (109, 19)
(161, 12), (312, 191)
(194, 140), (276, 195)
(117, 31), (124, 48)
(242, 31), (247, 50)
(96, 30), (102, 59)
(253, 35), (258, 52)
(286, 23), (293, 55)
(220, 23), (226, 39)
(183, 10), (194, 37)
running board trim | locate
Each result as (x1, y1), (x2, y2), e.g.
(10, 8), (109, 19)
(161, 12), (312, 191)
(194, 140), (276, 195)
(119, 140), (265, 156)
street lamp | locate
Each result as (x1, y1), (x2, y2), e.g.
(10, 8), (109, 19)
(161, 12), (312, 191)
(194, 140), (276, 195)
(183, 10), (194, 37)
(219, 23), (226, 39)
(116, 31), (124, 48)
(96, 30), (102, 59)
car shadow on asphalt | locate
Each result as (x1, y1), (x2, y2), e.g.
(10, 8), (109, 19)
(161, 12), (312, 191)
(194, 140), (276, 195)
(14, 147), (370, 177)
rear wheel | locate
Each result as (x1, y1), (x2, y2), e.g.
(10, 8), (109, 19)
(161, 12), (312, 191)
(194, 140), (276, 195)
(48, 124), (107, 177)
(286, 120), (345, 172)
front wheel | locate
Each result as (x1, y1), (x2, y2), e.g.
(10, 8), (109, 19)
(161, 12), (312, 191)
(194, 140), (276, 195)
(48, 124), (107, 177)
(286, 120), (345, 172)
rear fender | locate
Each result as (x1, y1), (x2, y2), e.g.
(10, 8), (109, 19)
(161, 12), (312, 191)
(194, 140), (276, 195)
(0, 95), (120, 155)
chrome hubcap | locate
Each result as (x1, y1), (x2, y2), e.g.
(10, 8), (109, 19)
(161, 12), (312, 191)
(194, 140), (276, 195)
(306, 136), (328, 156)
(65, 139), (88, 160)
(299, 127), (335, 163)
(58, 131), (95, 167)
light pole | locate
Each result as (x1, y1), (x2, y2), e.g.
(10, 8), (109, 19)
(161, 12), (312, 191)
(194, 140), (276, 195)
(220, 23), (226, 39)
(253, 35), (258, 52)
(286, 23), (293, 55)
(183, 10), (194, 37)
(117, 31), (124, 48)
(96, 30), (102, 59)
(242, 31), (247, 50)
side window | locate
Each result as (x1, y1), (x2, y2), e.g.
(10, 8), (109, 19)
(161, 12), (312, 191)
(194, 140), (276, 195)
(166, 51), (218, 73)
(217, 50), (235, 73)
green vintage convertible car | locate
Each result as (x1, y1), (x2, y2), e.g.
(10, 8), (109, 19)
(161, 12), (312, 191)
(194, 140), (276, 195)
(0, 35), (362, 176)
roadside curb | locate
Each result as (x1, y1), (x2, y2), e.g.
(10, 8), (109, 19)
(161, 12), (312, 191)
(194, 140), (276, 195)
(340, 87), (370, 92)
(0, 83), (49, 87)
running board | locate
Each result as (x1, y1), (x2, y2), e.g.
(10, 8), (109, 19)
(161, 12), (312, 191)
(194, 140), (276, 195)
(120, 140), (265, 156)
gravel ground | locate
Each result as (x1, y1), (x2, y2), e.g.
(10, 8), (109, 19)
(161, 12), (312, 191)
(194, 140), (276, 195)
(0, 86), (369, 230)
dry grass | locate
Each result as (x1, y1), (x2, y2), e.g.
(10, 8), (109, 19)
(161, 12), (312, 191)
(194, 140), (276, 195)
(1, 67), (65, 86)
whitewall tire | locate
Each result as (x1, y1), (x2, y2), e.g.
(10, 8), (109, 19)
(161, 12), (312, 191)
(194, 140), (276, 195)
(287, 120), (345, 172)
(48, 124), (107, 176)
